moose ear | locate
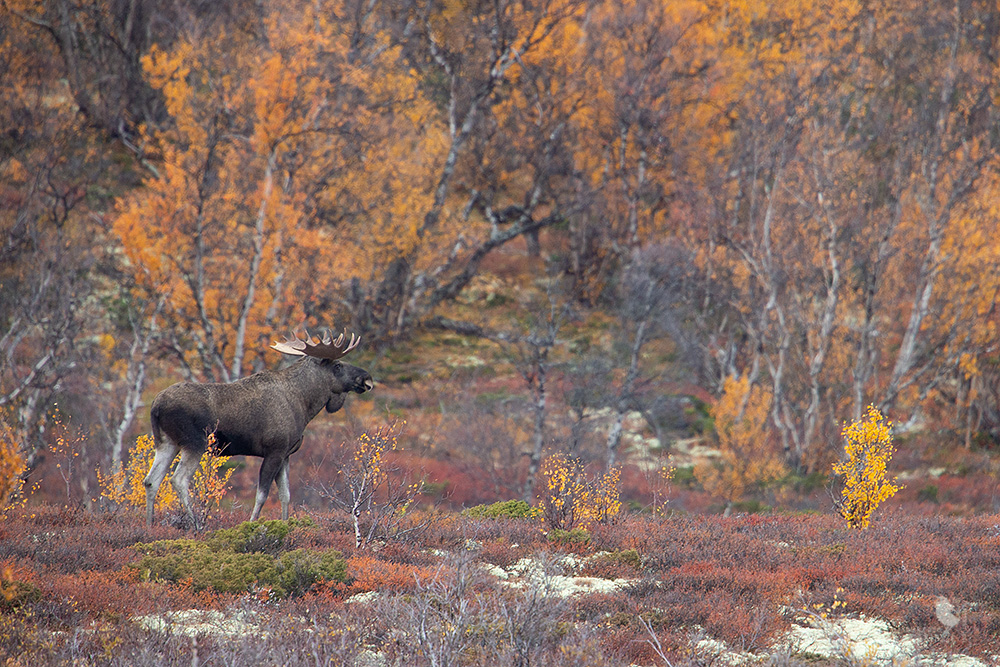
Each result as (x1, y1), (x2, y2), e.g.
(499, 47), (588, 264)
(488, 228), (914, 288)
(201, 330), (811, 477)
(326, 393), (346, 413)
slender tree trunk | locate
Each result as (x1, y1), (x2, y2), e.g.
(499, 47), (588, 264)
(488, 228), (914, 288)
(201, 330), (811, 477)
(188, 137), (228, 381)
(606, 315), (648, 469)
(231, 150), (276, 379)
(522, 358), (547, 502)
(801, 204), (841, 460)
(605, 412), (625, 470)
(881, 221), (942, 412)
(353, 504), (364, 549)
(110, 303), (162, 469)
(17, 388), (45, 479)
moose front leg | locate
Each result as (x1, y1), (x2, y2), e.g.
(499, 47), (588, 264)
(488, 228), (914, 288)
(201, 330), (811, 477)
(250, 454), (284, 521)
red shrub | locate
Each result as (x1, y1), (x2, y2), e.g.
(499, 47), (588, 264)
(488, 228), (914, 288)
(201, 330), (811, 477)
(47, 568), (146, 618)
(317, 554), (438, 597)
(476, 537), (529, 568)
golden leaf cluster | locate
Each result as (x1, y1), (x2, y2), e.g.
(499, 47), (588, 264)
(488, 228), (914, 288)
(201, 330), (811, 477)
(537, 454), (621, 531)
(191, 434), (236, 520)
(696, 375), (786, 505)
(832, 406), (902, 530)
(97, 433), (233, 518)
(345, 426), (398, 484)
(97, 434), (174, 511)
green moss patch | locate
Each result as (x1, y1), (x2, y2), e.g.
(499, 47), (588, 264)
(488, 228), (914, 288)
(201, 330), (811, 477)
(133, 519), (345, 597)
(462, 500), (541, 520)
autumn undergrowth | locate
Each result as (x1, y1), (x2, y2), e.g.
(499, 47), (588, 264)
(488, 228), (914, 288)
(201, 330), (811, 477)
(2, 410), (998, 664)
(1, 500), (999, 666)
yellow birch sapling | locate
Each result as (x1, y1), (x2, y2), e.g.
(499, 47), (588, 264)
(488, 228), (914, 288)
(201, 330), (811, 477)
(98, 434), (177, 510)
(98, 432), (232, 517)
(832, 406), (902, 529)
(537, 454), (621, 530)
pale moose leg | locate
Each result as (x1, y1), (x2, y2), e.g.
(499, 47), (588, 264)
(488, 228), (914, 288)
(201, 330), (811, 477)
(144, 442), (180, 526)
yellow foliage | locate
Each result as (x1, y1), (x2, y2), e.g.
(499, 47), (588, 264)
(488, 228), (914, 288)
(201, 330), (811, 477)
(114, 0), (449, 376)
(350, 426), (397, 480)
(0, 420), (25, 517)
(536, 454), (621, 531)
(98, 434), (175, 510)
(340, 424), (420, 512)
(333, 422), (423, 548)
(832, 406), (902, 530)
(192, 434), (236, 522)
(696, 375), (786, 505)
(97, 433), (233, 519)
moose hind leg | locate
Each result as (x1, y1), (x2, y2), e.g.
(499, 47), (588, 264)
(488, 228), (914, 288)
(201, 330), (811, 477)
(171, 448), (203, 529)
(275, 458), (291, 521)
(250, 455), (283, 521)
(144, 441), (180, 526)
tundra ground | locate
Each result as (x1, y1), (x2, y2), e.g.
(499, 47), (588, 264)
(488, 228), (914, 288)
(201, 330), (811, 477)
(2, 505), (999, 666)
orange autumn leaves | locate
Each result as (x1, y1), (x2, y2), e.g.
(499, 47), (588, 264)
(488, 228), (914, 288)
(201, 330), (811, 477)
(105, 0), (1000, 473)
(113, 2), (443, 379)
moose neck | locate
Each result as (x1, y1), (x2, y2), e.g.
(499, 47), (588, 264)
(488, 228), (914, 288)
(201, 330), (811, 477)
(280, 357), (336, 418)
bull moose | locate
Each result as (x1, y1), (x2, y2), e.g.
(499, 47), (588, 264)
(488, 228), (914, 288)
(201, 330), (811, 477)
(144, 330), (373, 527)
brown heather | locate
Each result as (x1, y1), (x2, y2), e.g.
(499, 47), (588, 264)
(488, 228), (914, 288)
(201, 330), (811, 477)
(1, 503), (999, 665)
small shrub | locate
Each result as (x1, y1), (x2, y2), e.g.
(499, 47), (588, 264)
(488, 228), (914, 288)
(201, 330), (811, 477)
(316, 422), (425, 549)
(604, 548), (641, 569)
(98, 432), (233, 523)
(581, 549), (643, 579)
(462, 500), (541, 520)
(917, 484), (939, 503)
(0, 565), (41, 611)
(270, 549), (348, 597)
(831, 405), (902, 529)
(536, 455), (620, 530)
(208, 518), (312, 553)
(547, 528), (591, 546)
(133, 519), (345, 597)
(189, 433), (235, 523)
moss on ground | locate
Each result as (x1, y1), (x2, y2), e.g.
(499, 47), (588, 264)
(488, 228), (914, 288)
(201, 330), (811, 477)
(133, 518), (346, 597)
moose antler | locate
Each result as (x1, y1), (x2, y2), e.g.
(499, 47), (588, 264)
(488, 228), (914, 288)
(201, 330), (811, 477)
(271, 329), (361, 360)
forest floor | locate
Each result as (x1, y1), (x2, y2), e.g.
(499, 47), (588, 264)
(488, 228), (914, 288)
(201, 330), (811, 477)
(2, 501), (999, 666)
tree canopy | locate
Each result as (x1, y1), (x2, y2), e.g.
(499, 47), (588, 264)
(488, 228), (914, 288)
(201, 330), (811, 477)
(3, 0), (1000, 475)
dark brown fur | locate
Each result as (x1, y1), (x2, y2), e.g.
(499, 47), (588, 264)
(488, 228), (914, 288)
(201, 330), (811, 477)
(145, 357), (373, 526)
